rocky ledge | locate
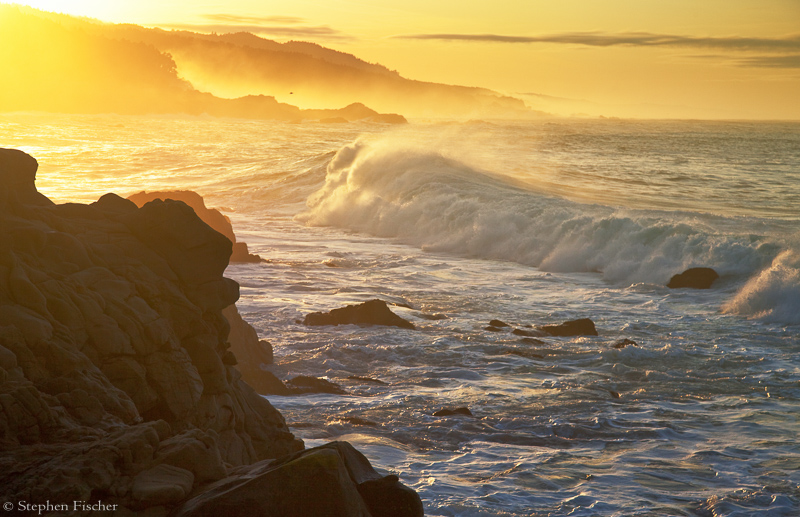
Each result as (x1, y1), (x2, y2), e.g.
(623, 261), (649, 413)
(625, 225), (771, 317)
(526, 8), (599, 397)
(0, 149), (422, 516)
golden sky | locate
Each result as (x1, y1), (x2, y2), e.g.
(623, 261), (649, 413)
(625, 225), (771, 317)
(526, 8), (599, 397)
(11, 0), (800, 118)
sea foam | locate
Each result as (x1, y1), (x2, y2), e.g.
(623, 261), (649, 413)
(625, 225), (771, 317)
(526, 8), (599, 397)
(298, 138), (781, 288)
(722, 249), (800, 324)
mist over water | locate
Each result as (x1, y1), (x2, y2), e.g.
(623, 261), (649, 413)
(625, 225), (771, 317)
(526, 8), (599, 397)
(3, 113), (800, 516)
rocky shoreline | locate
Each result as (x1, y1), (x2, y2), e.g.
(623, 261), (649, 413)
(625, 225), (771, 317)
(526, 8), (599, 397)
(0, 149), (422, 516)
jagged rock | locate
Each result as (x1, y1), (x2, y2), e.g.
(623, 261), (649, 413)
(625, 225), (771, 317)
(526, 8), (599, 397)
(246, 370), (292, 396)
(127, 190), (262, 263)
(222, 304), (276, 395)
(613, 338), (638, 349)
(0, 149), (425, 515)
(287, 375), (347, 395)
(433, 407), (473, 417)
(303, 299), (415, 329)
(667, 267), (719, 289)
(540, 318), (598, 337)
(0, 148), (53, 206)
(0, 149), (303, 511)
(173, 441), (422, 517)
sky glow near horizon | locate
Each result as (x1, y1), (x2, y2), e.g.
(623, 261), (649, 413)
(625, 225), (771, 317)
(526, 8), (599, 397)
(8, 0), (800, 119)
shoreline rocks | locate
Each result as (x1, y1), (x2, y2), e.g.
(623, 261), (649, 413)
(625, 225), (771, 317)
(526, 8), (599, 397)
(303, 299), (416, 329)
(667, 267), (719, 289)
(128, 190), (263, 263)
(539, 318), (598, 337)
(0, 149), (421, 516)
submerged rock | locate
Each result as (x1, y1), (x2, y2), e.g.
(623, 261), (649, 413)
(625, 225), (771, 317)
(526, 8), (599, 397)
(287, 375), (347, 395)
(613, 338), (638, 349)
(540, 318), (598, 337)
(433, 407), (473, 417)
(512, 328), (545, 337)
(667, 267), (719, 289)
(347, 375), (389, 385)
(303, 299), (416, 329)
(489, 319), (510, 328)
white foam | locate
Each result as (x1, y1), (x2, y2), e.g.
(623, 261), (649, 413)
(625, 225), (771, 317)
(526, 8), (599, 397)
(723, 249), (800, 324)
(298, 138), (781, 287)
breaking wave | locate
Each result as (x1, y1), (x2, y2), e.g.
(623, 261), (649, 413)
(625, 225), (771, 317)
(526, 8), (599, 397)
(298, 139), (797, 324)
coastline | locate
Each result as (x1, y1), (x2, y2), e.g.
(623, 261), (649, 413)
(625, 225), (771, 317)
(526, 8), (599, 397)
(0, 148), (422, 516)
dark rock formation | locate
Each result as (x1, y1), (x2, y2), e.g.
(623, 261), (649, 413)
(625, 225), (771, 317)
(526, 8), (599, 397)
(505, 349), (545, 358)
(512, 328), (545, 337)
(489, 319), (510, 327)
(613, 338), (638, 349)
(667, 267), (719, 289)
(174, 441), (423, 517)
(246, 369), (293, 396)
(222, 304), (278, 393)
(433, 407), (473, 417)
(0, 149), (422, 515)
(540, 318), (598, 337)
(347, 375), (389, 385)
(484, 325), (504, 332)
(303, 299), (416, 329)
(127, 190), (262, 263)
(287, 375), (347, 395)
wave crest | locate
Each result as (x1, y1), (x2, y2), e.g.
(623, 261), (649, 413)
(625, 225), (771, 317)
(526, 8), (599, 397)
(298, 139), (783, 291)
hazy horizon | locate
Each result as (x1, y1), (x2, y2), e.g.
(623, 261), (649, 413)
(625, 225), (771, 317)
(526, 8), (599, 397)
(4, 0), (800, 120)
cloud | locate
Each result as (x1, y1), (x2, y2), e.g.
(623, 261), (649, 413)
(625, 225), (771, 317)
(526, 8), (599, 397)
(736, 54), (800, 68)
(200, 14), (307, 25)
(163, 22), (348, 39)
(399, 31), (800, 52)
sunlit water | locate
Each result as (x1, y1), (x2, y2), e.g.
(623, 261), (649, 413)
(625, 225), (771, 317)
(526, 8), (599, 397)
(3, 113), (799, 516)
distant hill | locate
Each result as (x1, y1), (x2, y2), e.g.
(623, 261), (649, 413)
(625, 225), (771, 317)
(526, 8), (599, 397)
(0, 5), (541, 120)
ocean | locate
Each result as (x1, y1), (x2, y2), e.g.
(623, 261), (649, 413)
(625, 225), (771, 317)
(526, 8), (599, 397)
(3, 112), (799, 516)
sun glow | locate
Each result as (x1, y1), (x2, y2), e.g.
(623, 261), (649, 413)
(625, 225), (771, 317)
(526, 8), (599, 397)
(8, 0), (125, 20)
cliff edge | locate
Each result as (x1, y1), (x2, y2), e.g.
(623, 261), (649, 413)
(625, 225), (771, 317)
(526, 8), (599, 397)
(0, 149), (422, 516)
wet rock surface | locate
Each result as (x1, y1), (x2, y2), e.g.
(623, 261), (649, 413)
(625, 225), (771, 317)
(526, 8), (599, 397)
(303, 299), (416, 329)
(667, 267), (719, 289)
(0, 149), (421, 516)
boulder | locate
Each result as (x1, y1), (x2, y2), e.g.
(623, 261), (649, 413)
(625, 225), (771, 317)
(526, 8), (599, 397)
(540, 318), (598, 337)
(667, 267), (719, 289)
(0, 148), (53, 206)
(287, 375), (347, 395)
(246, 370), (292, 396)
(173, 441), (423, 517)
(131, 464), (195, 507)
(488, 319), (510, 327)
(303, 299), (415, 329)
(127, 190), (262, 263)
